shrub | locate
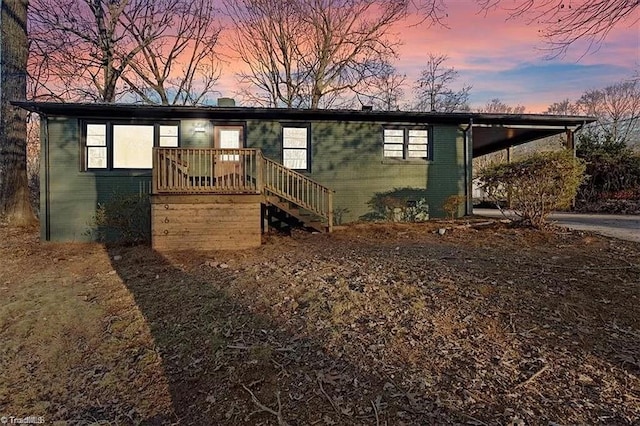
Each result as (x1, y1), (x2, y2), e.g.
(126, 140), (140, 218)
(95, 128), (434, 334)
(88, 193), (151, 244)
(442, 195), (466, 221)
(333, 207), (350, 226)
(478, 150), (585, 228)
(360, 187), (429, 222)
(576, 132), (640, 205)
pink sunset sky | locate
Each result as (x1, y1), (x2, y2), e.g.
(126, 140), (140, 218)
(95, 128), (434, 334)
(214, 2), (639, 113)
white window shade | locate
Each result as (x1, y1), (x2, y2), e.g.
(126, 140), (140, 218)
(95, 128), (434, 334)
(86, 124), (107, 146)
(408, 129), (429, 158)
(113, 125), (154, 169)
(383, 128), (404, 158)
(87, 147), (107, 168)
(219, 129), (241, 148)
(283, 149), (307, 169)
(384, 146), (404, 158)
(282, 126), (309, 170)
(283, 127), (308, 148)
(159, 125), (179, 147)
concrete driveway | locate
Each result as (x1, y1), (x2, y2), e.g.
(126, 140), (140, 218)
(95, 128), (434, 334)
(474, 208), (640, 243)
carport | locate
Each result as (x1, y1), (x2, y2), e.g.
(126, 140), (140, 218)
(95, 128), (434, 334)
(461, 113), (596, 214)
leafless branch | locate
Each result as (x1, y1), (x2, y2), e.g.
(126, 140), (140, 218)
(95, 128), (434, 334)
(28, 0), (222, 104)
(226, 0), (409, 108)
(412, 52), (471, 112)
(475, 0), (640, 58)
(242, 385), (290, 426)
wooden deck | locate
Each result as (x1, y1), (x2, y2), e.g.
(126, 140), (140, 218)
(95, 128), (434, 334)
(151, 148), (333, 250)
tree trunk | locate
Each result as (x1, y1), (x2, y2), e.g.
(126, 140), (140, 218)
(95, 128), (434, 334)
(0, 0), (36, 226)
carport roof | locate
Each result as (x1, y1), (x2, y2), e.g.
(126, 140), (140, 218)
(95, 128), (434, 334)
(15, 101), (595, 157)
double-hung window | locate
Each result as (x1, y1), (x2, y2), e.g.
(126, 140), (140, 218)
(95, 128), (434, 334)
(383, 126), (431, 160)
(282, 124), (310, 171)
(86, 124), (108, 169)
(84, 122), (179, 170)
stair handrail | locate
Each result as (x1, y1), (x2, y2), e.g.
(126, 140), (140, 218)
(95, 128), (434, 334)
(259, 152), (333, 232)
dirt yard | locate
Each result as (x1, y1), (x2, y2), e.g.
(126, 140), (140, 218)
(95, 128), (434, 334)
(1, 221), (639, 425)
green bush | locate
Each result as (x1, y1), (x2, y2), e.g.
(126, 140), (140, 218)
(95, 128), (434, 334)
(360, 188), (429, 222)
(478, 150), (585, 228)
(88, 193), (151, 244)
(576, 132), (640, 205)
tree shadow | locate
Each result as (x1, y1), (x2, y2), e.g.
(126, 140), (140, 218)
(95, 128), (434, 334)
(105, 244), (464, 425)
(104, 224), (640, 425)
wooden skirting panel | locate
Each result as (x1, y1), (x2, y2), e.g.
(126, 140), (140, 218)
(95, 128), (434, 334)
(152, 194), (262, 251)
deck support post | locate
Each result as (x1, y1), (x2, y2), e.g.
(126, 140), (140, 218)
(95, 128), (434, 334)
(327, 191), (334, 233)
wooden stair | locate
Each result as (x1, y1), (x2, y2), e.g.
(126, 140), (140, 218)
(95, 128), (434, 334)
(153, 147), (334, 234)
(261, 154), (333, 233)
(264, 195), (328, 233)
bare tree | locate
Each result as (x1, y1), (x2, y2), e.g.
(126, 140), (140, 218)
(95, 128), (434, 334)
(28, 0), (222, 104)
(0, 0), (36, 225)
(476, 0), (640, 57)
(575, 79), (640, 144)
(355, 61), (406, 111)
(120, 0), (222, 105)
(29, 0), (141, 102)
(413, 53), (471, 112)
(478, 98), (526, 114)
(226, 0), (408, 109)
(226, 0), (308, 107)
(546, 98), (580, 115)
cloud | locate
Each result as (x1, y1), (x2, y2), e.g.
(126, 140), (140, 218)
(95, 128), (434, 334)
(213, 2), (638, 111)
(467, 62), (633, 112)
(394, 4), (638, 112)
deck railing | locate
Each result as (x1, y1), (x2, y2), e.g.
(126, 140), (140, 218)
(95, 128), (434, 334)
(153, 147), (333, 231)
(260, 154), (333, 231)
(152, 148), (262, 194)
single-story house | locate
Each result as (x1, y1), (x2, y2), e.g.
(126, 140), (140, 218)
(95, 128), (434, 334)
(16, 101), (594, 250)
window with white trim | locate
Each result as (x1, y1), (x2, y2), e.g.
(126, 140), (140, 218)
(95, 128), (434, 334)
(214, 125), (243, 161)
(84, 122), (179, 170)
(383, 127), (431, 160)
(282, 125), (310, 170)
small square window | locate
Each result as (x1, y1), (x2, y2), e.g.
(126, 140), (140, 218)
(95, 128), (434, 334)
(159, 125), (179, 147)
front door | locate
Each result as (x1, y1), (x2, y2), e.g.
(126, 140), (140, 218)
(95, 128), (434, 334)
(213, 125), (244, 187)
